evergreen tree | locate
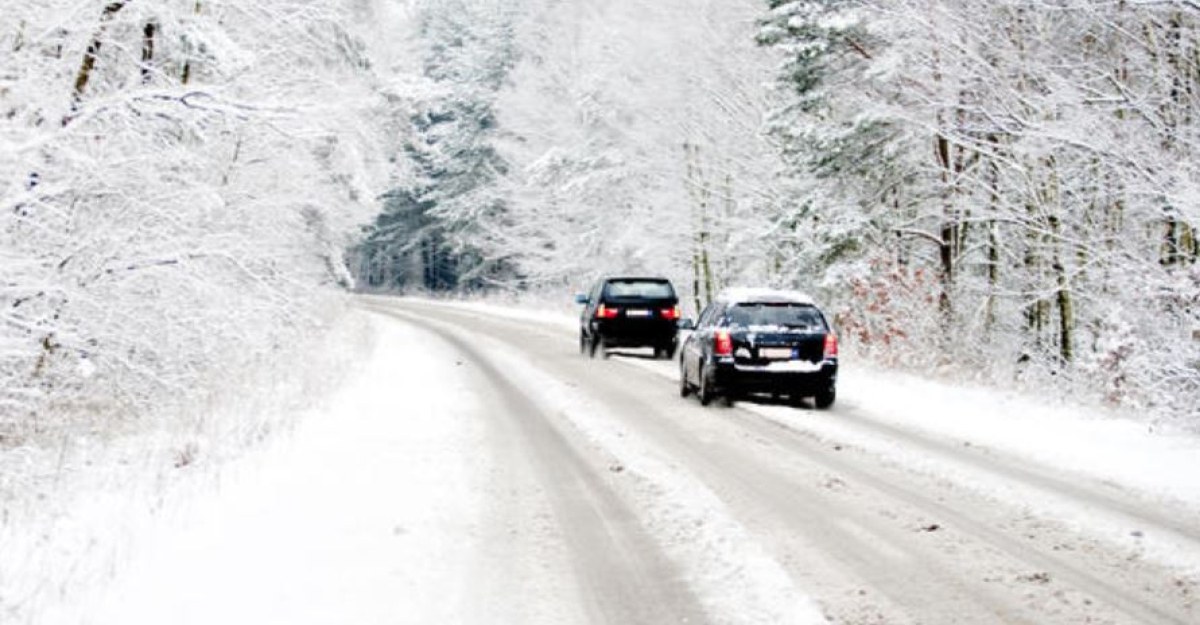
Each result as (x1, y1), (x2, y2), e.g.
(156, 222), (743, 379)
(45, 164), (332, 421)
(757, 0), (905, 285)
(354, 0), (517, 292)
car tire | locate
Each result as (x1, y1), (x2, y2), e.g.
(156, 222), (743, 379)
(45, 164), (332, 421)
(579, 332), (587, 355)
(814, 387), (836, 409)
(588, 335), (600, 358)
(697, 362), (714, 406)
(678, 358), (691, 397)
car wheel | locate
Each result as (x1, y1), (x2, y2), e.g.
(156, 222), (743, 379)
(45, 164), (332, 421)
(588, 335), (599, 358)
(579, 332), (587, 355)
(814, 387), (836, 409)
(600, 338), (611, 358)
(697, 362), (714, 406)
(678, 358), (691, 397)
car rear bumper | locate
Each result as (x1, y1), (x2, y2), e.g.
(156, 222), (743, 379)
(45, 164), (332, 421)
(712, 359), (837, 395)
(593, 320), (678, 347)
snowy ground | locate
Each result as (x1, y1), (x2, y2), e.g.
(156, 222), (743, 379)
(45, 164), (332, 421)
(0, 312), (375, 625)
(38, 318), (491, 625)
(6, 295), (1200, 624)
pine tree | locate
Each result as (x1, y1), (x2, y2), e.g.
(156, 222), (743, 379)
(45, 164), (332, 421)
(355, 0), (518, 292)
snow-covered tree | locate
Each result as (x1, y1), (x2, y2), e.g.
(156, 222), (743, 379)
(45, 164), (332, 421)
(1, 0), (408, 442)
(355, 0), (518, 291)
(487, 0), (788, 311)
(759, 0), (1200, 423)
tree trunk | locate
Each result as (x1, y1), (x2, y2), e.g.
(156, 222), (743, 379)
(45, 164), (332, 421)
(984, 136), (1002, 336)
(684, 142), (714, 309)
(935, 132), (956, 324)
(1049, 215), (1074, 363)
(1164, 218), (1182, 266)
(68, 1), (130, 122)
(986, 221), (999, 334)
(141, 22), (156, 84)
(182, 2), (203, 84)
(1184, 221), (1199, 262)
(13, 20), (26, 52)
(1023, 196), (1047, 354)
(1056, 276), (1074, 362)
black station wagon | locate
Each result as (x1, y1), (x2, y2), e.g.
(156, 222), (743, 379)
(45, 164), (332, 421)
(679, 288), (838, 408)
(576, 277), (682, 359)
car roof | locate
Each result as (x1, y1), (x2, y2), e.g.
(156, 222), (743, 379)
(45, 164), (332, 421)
(603, 276), (671, 283)
(715, 287), (815, 306)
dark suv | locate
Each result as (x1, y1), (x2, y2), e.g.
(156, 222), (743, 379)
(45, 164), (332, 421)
(576, 277), (682, 359)
(679, 288), (838, 408)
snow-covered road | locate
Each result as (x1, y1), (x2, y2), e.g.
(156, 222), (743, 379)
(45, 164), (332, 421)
(43, 295), (1200, 624)
(361, 297), (1200, 625)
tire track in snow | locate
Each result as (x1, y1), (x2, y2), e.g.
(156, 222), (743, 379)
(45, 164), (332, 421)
(815, 403), (1200, 560)
(368, 306), (711, 624)
(366, 301), (826, 625)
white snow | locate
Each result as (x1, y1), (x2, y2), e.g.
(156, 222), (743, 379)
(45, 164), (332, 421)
(787, 366), (1200, 572)
(14, 296), (1200, 624)
(838, 365), (1200, 505)
(34, 314), (490, 625)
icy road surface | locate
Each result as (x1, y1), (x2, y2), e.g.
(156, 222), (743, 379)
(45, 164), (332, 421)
(65, 296), (1200, 624)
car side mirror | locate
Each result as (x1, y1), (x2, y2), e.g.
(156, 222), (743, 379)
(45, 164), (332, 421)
(574, 293), (589, 305)
(677, 318), (695, 331)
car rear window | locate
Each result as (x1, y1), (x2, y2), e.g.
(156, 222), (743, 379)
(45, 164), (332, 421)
(604, 280), (675, 299)
(727, 303), (826, 330)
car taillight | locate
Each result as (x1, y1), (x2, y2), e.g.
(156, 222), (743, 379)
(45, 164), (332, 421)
(823, 333), (839, 359)
(660, 306), (681, 320)
(714, 329), (733, 356)
(596, 304), (619, 319)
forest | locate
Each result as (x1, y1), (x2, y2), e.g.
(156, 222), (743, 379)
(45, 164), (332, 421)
(356, 0), (1200, 426)
(3, 0), (1199, 439)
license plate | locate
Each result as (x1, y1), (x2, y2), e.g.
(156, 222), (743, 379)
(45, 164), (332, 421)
(760, 347), (794, 360)
(626, 309), (652, 318)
